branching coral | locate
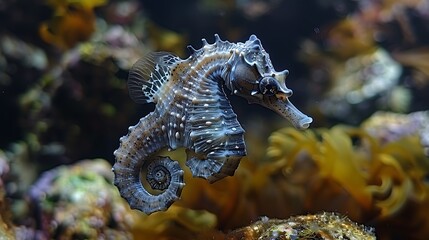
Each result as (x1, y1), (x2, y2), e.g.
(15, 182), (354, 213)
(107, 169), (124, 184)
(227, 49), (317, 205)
(267, 125), (428, 218)
(266, 124), (429, 239)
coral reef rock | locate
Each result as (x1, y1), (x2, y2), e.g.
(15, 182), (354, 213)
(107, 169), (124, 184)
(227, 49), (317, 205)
(226, 213), (375, 240)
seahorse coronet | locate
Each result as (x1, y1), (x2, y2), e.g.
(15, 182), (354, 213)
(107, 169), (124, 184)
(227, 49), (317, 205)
(113, 34), (312, 215)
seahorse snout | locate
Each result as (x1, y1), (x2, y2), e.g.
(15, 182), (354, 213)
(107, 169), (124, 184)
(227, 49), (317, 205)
(262, 95), (312, 130)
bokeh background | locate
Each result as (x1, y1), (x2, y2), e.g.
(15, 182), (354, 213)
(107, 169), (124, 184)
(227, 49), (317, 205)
(0, 0), (428, 239)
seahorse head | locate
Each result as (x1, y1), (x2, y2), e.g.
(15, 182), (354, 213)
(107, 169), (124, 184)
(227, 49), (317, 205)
(223, 35), (312, 129)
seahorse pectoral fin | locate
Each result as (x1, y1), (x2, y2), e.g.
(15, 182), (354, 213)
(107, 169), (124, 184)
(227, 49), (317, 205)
(128, 52), (180, 104)
(261, 95), (312, 130)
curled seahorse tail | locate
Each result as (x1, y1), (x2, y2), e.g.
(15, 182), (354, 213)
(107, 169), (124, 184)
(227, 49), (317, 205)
(112, 154), (184, 214)
(112, 114), (185, 215)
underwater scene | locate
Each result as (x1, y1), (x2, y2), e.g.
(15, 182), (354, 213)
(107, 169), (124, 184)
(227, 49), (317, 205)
(1, 0), (429, 239)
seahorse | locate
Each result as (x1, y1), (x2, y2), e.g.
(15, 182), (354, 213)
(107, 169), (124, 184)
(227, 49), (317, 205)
(113, 34), (312, 214)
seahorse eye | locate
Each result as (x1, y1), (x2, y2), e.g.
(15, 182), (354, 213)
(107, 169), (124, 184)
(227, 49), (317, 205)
(259, 77), (279, 96)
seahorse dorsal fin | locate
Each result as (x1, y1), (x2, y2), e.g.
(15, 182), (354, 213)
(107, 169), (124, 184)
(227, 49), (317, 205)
(128, 52), (179, 104)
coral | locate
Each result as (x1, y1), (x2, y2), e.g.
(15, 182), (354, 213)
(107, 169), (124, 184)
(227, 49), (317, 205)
(299, 0), (429, 124)
(131, 206), (217, 240)
(25, 157), (220, 240)
(4, 142), (39, 209)
(362, 111), (429, 147)
(267, 126), (425, 215)
(359, 0), (429, 49)
(0, 151), (40, 239)
(63, 24), (147, 70)
(29, 159), (133, 239)
(39, 0), (108, 49)
(326, 48), (402, 106)
(225, 213), (375, 240)
(300, 36), (403, 122)
(0, 151), (10, 189)
(0, 217), (15, 240)
(266, 125), (429, 239)
(358, 0), (429, 89)
(9, 24), (149, 166)
(324, 17), (377, 60)
(392, 48), (429, 88)
(0, 151), (15, 239)
(0, 35), (48, 71)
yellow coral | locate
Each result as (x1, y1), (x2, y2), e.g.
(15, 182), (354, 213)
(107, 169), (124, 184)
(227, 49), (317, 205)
(39, 0), (107, 49)
(44, 0), (106, 10)
(131, 206), (217, 240)
(267, 127), (372, 210)
(267, 126), (429, 220)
